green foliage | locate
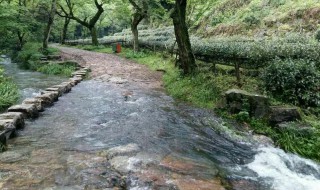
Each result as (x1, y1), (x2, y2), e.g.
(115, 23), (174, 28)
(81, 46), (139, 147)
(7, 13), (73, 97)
(243, 15), (260, 26)
(74, 27), (320, 70)
(315, 30), (320, 42)
(235, 111), (250, 122)
(0, 67), (19, 111)
(125, 50), (148, 59)
(15, 42), (75, 76)
(15, 42), (43, 68)
(263, 59), (320, 107)
(36, 64), (77, 77)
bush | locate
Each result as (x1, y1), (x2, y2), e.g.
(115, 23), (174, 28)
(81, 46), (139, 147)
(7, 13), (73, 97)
(263, 59), (320, 107)
(15, 42), (42, 64)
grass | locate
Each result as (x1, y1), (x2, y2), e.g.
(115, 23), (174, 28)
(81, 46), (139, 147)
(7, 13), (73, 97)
(15, 42), (77, 77)
(73, 44), (320, 162)
(36, 63), (77, 77)
(0, 67), (19, 111)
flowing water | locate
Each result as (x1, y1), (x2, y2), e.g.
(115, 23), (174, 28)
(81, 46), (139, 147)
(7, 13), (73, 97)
(0, 58), (66, 103)
(0, 57), (320, 189)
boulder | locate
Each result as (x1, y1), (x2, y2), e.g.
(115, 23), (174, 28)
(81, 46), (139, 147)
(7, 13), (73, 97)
(224, 89), (270, 118)
(22, 98), (45, 112)
(0, 112), (25, 129)
(269, 106), (302, 125)
(7, 104), (39, 119)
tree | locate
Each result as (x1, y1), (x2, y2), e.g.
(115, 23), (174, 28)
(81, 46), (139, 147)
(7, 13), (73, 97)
(56, 0), (73, 44)
(129, 0), (148, 52)
(170, 0), (196, 75)
(43, 0), (57, 49)
(58, 0), (104, 46)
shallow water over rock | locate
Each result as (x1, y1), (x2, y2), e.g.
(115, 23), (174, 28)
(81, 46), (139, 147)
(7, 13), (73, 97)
(0, 58), (319, 189)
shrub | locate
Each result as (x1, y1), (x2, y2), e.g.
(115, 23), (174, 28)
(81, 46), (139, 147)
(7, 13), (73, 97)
(15, 42), (42, 63)
(263, 59), (320, 107)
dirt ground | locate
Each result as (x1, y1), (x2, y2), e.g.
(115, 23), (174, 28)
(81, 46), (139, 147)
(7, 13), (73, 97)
(57, 46), (164, 91)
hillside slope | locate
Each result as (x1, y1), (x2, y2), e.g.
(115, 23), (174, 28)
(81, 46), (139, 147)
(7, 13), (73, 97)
(188, 0), (320, 37)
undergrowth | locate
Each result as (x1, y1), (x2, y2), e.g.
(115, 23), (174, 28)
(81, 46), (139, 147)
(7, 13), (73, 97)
(0, 67), (19, 111)
(15, 42), (77, 77)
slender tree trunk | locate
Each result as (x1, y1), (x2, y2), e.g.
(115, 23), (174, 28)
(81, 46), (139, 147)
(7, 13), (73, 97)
(131, 20), (139, 52)
(43, 0), (57, 49)
(170, 0), (196, 75)
(90, 27), (99, 46)
(61, 17), (70, 44)
(16, 31), (25, 50)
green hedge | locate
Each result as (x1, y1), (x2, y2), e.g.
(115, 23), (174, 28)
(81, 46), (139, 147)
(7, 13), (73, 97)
(67, 28), (320, 69)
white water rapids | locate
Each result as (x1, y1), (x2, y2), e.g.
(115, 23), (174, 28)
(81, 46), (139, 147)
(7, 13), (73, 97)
(247, 146), (320, 190)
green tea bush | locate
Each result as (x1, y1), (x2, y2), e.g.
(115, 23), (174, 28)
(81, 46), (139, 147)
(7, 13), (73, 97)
(69, 27), (320, 68)
(315, 30), (320, 42)
(263, 59), (320, 107)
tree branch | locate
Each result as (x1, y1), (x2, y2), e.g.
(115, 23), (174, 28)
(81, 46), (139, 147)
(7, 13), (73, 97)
(129, 0), (142, 12)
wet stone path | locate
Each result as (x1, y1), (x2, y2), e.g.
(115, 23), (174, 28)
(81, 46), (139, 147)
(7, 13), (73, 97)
(0, 47), (319, 190)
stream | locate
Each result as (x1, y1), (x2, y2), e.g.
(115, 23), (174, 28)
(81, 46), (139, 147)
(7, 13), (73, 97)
(0, 57), (320, 189)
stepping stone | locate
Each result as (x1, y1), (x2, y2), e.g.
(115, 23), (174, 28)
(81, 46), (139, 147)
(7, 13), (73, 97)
(71, 71), (87, 77)
(0, 120), (15, 131)
(47, 55), (61, 60)
(22, 98), (45, 112)
(72, 76), (83, 83)
(45, 87), (62, 96)
(75, 74), (85, 78)
(0, 112), (25, 129)
(0, 128), (15, 148)
(41, 91), (59, 101)
(68, 78), (78, 86)
(52, 83), (71, 94)
(35, 94), (54, 106)
(8, 104), (39, 119)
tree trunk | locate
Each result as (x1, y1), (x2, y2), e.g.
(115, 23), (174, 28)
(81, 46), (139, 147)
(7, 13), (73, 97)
(16, 31), (25, 51)
(131, 19), (139, 52)
(170, 0), (196, 75)
(43, 0), (57, 49)
(90, 27), (99, 46)
(61, 17), (70, 44)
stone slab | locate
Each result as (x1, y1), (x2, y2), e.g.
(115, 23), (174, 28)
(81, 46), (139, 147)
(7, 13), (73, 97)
(7, 104), (39, 119)
(0, 112), (25, 129)
(22, 98), (45, 112)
